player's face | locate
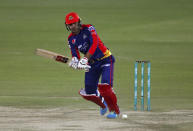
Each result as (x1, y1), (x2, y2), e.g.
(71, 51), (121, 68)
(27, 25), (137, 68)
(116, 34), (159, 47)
(67, 22), (80, 34)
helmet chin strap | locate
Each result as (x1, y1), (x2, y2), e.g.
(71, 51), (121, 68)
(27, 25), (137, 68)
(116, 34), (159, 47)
(78, 20), (82, 27)
(65, 20), (82, 32)
(65, 23), (70, 31)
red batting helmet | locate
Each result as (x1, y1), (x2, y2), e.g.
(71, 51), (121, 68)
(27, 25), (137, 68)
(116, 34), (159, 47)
(65, 12), (80, 25)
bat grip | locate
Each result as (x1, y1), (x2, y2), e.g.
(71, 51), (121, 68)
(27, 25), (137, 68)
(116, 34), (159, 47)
(55, 56), (68, 63)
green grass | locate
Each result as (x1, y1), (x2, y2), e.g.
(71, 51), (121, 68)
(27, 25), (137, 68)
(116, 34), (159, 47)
(0, 0), (193, 112)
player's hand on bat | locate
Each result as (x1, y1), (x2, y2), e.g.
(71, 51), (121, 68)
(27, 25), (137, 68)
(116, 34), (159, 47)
(77, 57), (91, 72)
(68, 57), (79, 69)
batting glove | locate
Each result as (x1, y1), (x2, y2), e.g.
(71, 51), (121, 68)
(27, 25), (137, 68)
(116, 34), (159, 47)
(77, 57), (91, 72)
(68, 57), (79, 69)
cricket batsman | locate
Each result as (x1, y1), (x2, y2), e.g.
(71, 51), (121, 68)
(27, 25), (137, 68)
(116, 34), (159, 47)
(65, 12), (120, 119)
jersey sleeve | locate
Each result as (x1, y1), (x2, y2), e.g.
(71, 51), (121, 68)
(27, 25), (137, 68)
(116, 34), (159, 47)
(87, 25), (98, 55)
(68, 39), (80, 60)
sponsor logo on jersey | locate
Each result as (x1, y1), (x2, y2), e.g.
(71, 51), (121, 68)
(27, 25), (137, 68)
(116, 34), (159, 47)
(83, 34), (87, 39)
(78, 45), (82, 49)
(78, 42), (89, 53)
(88, 26), (95, 32)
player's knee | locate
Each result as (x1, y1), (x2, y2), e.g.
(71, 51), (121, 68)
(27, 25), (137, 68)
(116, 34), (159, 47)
(101, 80), (112, 87)
(101, 79), (109, 84)
(85, 85), (97, 95)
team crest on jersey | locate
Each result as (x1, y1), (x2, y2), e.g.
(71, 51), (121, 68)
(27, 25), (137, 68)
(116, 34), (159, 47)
(72, 39), (76, 44)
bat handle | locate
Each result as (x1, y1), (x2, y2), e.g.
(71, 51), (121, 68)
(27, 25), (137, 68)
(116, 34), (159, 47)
(55, 56), (69, 63)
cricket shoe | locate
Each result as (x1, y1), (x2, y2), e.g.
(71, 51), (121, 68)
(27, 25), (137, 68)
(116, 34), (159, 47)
(100, 101), (108, 115)
(106, 111), (118, 119)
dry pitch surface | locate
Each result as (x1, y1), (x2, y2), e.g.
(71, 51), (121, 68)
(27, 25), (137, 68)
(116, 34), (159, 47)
(0, 107), (193, 131)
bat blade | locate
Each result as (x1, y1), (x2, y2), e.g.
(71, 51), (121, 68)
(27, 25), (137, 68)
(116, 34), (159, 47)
(35, 48), (69, 63)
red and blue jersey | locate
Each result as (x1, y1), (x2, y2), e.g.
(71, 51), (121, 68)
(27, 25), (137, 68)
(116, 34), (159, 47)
(67, 24), (109, 60)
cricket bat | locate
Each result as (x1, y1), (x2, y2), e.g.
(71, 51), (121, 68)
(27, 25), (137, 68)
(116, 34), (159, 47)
(35, 48), (69, 64)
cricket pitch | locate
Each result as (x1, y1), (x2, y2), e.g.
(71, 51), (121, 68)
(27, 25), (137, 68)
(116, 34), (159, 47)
(0, 106), (193, 131)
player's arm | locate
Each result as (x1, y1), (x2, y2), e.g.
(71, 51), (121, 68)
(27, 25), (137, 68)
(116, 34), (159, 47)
(68, 40), (80, 59)
(68, 40), (80, 69)
(86, 25), (98, 59)
(84, 52), (92, 60)
(78, 25), (98, 66)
